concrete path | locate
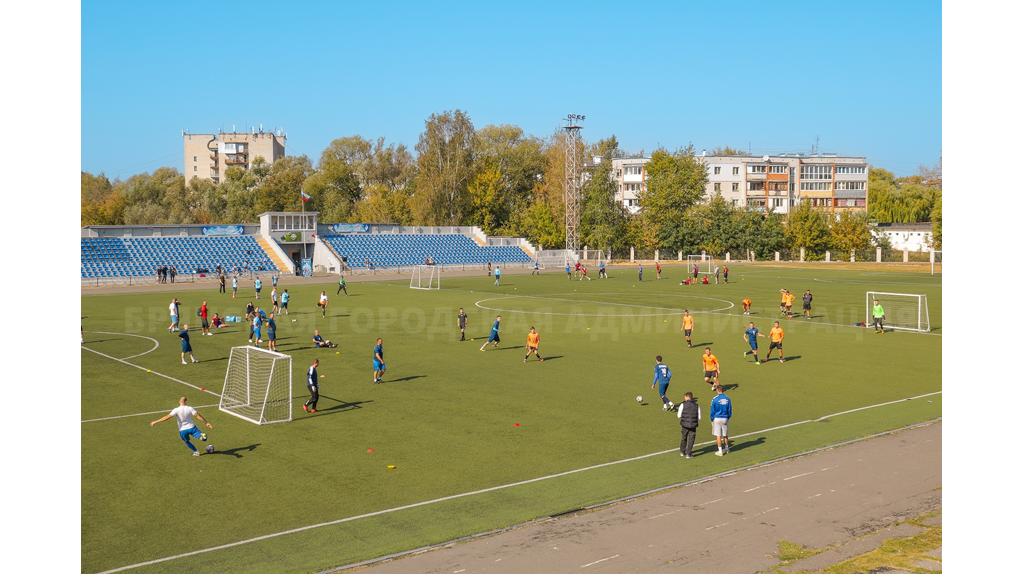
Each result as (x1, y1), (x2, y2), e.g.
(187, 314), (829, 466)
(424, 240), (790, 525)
(351, 422), (941, 574)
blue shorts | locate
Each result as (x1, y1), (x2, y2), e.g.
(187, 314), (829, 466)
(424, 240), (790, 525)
(488, 332), (500, 343)
(181, 341), (192, 353)
(254, 328), (261, 339)
(658, 382), (670, 397)
(374, 360), (385, 371)
(749, 341), (758, 351)
(179, 426), (202, 442)
(267, 330), (276, 341)
(170, 315), (177, 323)
(256, 288), (261, 293)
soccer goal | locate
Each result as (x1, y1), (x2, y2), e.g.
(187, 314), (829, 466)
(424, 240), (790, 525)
(410, 265), (440, 289)
(220, 346), (293, 425)
(866, 292), (931, 333)
(686, 254), (718, 274)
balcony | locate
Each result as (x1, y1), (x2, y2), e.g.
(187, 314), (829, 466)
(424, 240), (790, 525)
(224, 157), (248, 166)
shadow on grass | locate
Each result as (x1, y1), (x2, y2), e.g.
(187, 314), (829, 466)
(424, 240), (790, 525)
(537, 355), (563, 361)
(211, 443), (261, 459)
(691, 342), (714, 348)
(295, 397), (374, 419)
(382, 375), (427, 383)
(492, 346), (525, 351)
(718, 383), (740, 392)
(727, 436), (766, 453)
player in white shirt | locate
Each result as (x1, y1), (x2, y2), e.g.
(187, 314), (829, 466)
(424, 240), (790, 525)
(167, 298), (180, 332)
(150, 397), (213, 456)
(317, 291), (329, 318)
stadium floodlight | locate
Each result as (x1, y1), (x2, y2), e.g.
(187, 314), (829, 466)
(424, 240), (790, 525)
(220, 346), (292, 425)
(410, 265), (440, 290)
(865, 292), (931, 333)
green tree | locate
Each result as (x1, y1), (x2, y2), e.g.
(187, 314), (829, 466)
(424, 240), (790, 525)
(414, 110), (476, 225)
(787, 201), (830, 257)
(354, 182), (413, 224)
(637, 145), (708, 250)
(465, 165), (504, 233)
(709, 146), (747, 156)
(256, 156), (313, 214)
(581, 136), (628, 253)
(472, 124), (545, 230)
(81, 172), (125, 226)
(304, 138), (363, 222)
(829, 210), (873, 252)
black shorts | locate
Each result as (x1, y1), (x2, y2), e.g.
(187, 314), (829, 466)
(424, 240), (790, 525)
(281, 302), (288, 308)
(201, 318), (209, 328)
(704, 370), (718, 379)
(785, 305), (792, 312)
(684, 329), (692, 336)
(769, 341), (782, 350)
(803, 303), (811, 310)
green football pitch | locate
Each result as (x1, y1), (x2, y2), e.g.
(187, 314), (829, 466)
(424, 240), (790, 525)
(81, 264), (942, 574)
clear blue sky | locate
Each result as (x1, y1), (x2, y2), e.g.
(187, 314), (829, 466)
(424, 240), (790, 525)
(82, 1), (940, 179)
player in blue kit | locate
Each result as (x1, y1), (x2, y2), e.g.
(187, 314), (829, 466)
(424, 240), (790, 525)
(251, 312), (262, 348)
(373, 338), (386, 383)
(480, 315), (502, 351)
(652, 355), (674, 411)
(254, 277), (262, 299)
(280, 289), (290, 314)
(566, 264), (572, 280)
(179, 324), (198, 364)
(742, 322), (765, 364)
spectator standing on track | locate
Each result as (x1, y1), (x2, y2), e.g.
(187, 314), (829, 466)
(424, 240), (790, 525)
(170, 266), (177, 283)
(303, 359), (320, 413)
(219, 273), (226, 294)
(487, 261), (492, 277)
(677, 392), (701, 458)
(710, 385), (732, 456)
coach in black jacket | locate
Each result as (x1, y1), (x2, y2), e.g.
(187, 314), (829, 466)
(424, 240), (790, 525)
(677, 392), (701, 458)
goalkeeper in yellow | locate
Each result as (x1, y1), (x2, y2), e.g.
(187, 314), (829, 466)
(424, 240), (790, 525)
(872, 300), (886, 334)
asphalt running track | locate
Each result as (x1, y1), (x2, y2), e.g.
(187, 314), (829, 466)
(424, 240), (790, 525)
(343, 421), (941, 574)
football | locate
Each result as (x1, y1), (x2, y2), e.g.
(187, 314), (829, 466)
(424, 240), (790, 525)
(205, 445), (215, 454)
(636, 395), (643, 403)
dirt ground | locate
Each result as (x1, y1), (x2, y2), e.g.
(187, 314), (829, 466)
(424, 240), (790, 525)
(343, 422), (941, 574)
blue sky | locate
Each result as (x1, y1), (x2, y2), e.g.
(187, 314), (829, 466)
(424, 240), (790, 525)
(82, 1), (941, 179)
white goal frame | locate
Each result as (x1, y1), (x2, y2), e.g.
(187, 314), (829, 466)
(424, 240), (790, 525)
(410, 265), (440, 289)
(686, 254), (718, 274)
(866, 291), (931, 333)
(219, 346), (293, 425)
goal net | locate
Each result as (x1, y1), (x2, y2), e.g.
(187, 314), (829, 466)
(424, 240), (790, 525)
(410, 265), (440, 289)
(220, 346), (293, 425)
(686, 254), (718, 274)
(866, 292), (931, 333)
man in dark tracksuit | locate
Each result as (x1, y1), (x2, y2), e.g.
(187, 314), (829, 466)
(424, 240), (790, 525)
(303, 359), (320, 413)
(677, 392), (701, 458)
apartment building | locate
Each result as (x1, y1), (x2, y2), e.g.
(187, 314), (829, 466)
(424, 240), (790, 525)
(183, 128), (286, 185)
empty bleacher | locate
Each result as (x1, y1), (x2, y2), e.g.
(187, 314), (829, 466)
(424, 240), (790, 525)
(80, 236), (278, 278)
(322, 234), (530, 268)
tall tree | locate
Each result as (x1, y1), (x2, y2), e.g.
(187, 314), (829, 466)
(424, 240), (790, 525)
(414, 110), (476, 225)
(637, 145), (708, 250)
(257, 156), (313, 214)
(581, 137), (628, 253)
(829, 210), (873, 252)
(787, 201), (831, 257)
(303, 138), (364, 222)
(81, 172), (125, 226)
(709, 146), (746, 156)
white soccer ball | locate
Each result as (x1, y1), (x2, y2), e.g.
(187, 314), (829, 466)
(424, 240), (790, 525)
(668, 401), (675, 411)
(205, 445), (214, 454)
(636, 395), (643, 403)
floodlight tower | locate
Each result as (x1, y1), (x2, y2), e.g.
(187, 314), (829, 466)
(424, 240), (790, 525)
(563, 114), (585, 252)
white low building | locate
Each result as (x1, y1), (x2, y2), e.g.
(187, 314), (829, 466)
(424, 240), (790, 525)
(873, 223), (934, 251)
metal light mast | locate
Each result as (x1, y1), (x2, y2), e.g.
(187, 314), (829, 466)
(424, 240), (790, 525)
(563, 114), (585, 252)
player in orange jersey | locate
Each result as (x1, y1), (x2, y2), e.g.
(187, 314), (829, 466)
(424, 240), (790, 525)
(524, 327), (544, 363)
(741, 298), (752, 315)
(701, 347), (720, 388)
(765, 321), (785, 363)
(680, 311), (695, 348)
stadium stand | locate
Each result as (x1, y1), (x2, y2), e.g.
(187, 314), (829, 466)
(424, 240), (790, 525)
(322, 234), (531, 268)
(80, 236), (278, 278)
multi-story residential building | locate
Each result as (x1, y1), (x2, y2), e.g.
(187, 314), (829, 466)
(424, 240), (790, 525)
(609, 157), (650, 215)
(183, 127), (286, 185)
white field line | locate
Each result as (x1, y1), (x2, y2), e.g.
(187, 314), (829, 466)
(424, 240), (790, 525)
(97, 390), (942, 574)
(82, 405), (220, 424)
(81, 345), (221, 398)
(85, 331), (161, 359)
(474, 293), (734, 316)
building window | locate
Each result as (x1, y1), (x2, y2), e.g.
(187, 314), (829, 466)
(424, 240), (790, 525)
(616, 170), (621, 177)
(193, 166), (197, 172)
(714, 166), (721, 175)
(834, 181), (865, 191)
(731, 199), (738, 206)
(714, 183), (721, 192)
(748, 181), (765, 191)
(800, 182), (832, 191)
(800, 165), (833, 180)
(193, 156), (197, 162)
(732, 183), (739, 192)
(748, 165), (767, 174)
(835, 166), (866, 174)
(732, 167), (739, 175)
(772, 198), (785, 208)
(769, 165), (787, 174)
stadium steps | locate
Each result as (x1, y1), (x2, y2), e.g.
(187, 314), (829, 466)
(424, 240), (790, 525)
(256, 238), (290, 272)
(471, 236), (487, 247)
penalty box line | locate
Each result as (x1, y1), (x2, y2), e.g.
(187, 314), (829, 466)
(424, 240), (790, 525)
(98, 390), (942, 573)
(81, 346), (221, 399)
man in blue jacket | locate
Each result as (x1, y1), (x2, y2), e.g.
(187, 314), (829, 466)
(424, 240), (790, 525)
(710, 385), (732, 456)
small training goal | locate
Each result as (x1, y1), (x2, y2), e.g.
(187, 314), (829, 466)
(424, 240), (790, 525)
(220, 346), (293, 425)
(686, 254), (719, 274)
(866, 291), (931, 333)
(410, 265), (440, 289)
